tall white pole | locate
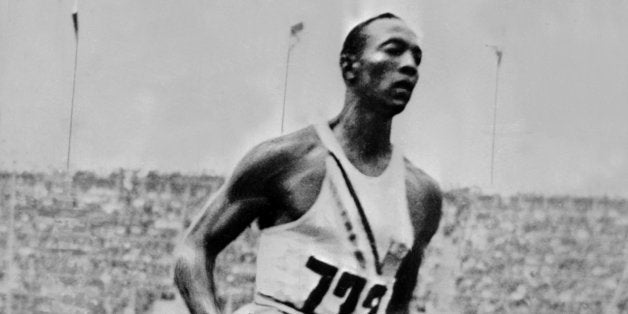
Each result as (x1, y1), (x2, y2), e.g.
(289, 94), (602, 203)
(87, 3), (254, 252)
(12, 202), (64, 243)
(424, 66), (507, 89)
(66, 39), (78, 172)
(280, 44), (294, 134)
(66, 1), (79, 173)
(487, 45), (503, 186)
(280, 22), (303, 134)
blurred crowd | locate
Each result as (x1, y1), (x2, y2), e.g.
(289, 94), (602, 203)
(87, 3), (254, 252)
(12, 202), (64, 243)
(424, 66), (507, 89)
(0, 171), (221, 313)
(418, 191), (628, 314)
(0, 171), (626, 314)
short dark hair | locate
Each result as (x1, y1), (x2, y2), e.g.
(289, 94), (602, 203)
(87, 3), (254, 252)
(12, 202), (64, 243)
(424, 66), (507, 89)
(340, 13), (400, 81)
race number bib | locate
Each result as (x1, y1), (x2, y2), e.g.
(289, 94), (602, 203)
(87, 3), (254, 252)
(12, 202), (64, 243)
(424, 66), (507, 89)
(301, 256), (390, 314)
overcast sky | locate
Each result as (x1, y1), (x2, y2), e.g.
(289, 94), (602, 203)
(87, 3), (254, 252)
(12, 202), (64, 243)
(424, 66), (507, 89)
(1, 0), (627, 197)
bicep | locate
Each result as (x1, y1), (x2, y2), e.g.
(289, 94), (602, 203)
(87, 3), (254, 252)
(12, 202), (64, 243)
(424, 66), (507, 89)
(184, 147), (275, 255)
(185, 187), (268, 256)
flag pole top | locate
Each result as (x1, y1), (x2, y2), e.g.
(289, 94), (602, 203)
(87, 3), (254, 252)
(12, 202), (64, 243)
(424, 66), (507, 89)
(290, 22), (304, 36)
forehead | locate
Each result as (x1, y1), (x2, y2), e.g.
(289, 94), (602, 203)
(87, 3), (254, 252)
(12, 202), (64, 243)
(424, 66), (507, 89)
(361, 18), (419, 47)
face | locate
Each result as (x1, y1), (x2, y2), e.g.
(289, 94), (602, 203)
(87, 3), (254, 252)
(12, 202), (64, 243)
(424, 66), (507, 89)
(350, 19), (422, 115)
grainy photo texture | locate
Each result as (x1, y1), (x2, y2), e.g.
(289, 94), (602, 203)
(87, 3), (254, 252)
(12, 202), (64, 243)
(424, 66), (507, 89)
(1, 1), (627, 314)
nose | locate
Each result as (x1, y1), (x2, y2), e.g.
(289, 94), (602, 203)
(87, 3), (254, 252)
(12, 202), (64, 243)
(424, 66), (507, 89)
(399, 52), (418, 77)
(400, 64), (417, 77)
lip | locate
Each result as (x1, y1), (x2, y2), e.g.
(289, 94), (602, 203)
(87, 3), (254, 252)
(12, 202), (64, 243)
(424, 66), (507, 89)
(391, 80), (415, 93)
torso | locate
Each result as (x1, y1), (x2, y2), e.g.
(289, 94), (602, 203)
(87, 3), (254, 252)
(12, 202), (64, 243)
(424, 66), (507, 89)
(250, 123), (438, 314)
(257, 124), (436, 237)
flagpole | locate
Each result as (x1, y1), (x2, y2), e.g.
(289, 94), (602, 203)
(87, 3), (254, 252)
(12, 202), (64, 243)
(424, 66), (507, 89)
(486, 45), (502, 186)
(280, 43), (293, 134)
(280, 22), (303, 134)
(66, 2), (79, 173)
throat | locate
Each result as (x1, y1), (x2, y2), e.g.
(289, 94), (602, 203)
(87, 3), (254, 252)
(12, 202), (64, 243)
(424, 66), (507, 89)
(329, 109), (394, 177)
(346, 150), (392, 177)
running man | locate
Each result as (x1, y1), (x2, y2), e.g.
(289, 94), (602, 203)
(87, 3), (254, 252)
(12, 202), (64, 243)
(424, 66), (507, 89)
(174, 13), (442, 314)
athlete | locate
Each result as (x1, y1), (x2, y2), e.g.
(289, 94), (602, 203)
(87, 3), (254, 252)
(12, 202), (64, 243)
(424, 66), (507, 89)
(174, 13), (442, 314)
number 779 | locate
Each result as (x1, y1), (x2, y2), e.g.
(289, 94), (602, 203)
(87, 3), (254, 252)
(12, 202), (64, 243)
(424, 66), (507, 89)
(301, 256), (388, 314)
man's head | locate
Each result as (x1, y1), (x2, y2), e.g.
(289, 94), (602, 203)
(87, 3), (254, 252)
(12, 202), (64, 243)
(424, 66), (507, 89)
(340, 13), (422, 115)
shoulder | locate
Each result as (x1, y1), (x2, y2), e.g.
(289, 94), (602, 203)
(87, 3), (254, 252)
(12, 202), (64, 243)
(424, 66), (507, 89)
(403, 157), (442, 205)
(402, 157), (443, 243)
(227, 126), (326, 199)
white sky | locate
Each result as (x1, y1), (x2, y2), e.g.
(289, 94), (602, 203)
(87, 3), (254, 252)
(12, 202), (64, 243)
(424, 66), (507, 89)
(1, 0), (627, 197)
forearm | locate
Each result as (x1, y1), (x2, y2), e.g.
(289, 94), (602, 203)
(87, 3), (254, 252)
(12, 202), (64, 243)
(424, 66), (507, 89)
(174, 245), (221, 314)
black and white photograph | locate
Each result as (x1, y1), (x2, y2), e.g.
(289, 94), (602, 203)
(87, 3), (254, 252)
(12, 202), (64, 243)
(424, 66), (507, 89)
(1, 0), (627, 313)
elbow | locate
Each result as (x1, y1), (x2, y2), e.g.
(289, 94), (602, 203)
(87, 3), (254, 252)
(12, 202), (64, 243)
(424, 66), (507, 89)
(173, 240), (203, 291)
(173, 260), (186, 295)
(173, 244), (192, 293)
(172, 239), (217, 288)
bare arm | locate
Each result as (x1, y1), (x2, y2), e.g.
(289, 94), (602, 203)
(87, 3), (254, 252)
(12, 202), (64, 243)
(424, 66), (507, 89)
(387, 164), (443, 314)
(173, 143), (277, 314)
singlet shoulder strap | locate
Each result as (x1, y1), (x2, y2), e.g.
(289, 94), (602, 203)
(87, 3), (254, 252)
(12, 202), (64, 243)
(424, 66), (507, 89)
(314, 123), (385, 274)
(313, 122), (404, 178)
(314, 123), (345, 159)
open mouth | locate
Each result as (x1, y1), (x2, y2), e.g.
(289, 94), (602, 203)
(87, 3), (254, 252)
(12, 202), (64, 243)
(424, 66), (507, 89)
(392, 81), (415, 93)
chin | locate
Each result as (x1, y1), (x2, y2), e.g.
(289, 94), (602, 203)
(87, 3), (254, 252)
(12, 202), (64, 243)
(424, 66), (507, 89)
(364, 95), (408, 116)
(392, 97), (410, 110)
(383, 101), (408, 116)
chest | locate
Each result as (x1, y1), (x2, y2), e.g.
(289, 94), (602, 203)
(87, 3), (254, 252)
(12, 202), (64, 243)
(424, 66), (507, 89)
(269, 154), (415, 242)
(262, 154), (435, 249)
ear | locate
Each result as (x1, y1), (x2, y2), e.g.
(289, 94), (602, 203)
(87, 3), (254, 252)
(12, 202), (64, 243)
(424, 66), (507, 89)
(340, 53), (358, 82)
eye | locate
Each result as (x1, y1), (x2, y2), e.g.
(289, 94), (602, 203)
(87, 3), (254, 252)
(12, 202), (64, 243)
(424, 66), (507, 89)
(384, 44), (404, 56)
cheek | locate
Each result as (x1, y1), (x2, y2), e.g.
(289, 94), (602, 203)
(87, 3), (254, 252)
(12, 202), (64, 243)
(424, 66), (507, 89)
(370, 64), (388, 80)
(364, 58), (397, 83)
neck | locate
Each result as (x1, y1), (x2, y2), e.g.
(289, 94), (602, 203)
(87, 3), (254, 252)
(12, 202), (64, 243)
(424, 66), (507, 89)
(329, 93), (394, 160)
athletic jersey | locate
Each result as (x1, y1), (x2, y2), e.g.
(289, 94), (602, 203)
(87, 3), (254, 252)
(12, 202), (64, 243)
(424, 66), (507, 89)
(249, 123), (415, 314)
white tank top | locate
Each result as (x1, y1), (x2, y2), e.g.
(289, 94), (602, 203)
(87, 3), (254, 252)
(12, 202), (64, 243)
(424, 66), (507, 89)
(252, 124), (414, 314)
